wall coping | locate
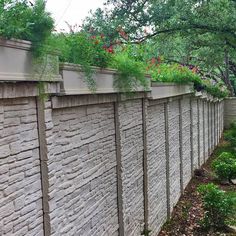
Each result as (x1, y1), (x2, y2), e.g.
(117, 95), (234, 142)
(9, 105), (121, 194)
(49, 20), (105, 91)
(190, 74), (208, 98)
(0, 38), (32, 50)
(0, 82), (60, 99)
(60, 62), (151, 77)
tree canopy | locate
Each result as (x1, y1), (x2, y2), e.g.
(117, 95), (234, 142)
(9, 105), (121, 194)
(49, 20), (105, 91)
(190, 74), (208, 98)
(83, 0), (236, 95)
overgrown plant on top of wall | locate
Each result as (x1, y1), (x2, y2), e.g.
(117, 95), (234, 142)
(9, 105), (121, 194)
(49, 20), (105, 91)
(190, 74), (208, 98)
(52, 32), (148, 92)
(0, 2), (230, 97)
(149, 62), (229, 99)
(0, 0), (57, 97)
(0, 0), (54, 57)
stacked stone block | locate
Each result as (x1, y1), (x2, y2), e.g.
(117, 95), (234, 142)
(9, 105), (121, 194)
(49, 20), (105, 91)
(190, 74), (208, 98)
(167, 99), (181, 212)
(118, 99), (144, 236)
(198, 100), (205, 165)
(147, 102), (167, 236)
(203, 101), (209, 160)
(180, 97), (192, 189)
(0, 82), (226, 236)
(47, 103), (119, 236)
(0, 97), (43, 236)
(191, 98), (199, 169)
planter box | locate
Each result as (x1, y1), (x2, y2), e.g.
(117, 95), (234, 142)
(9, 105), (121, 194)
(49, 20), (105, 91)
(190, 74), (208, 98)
(151, 82), (193, 99)
(60, 63), (151, 95)
(0, 38), (61, 82)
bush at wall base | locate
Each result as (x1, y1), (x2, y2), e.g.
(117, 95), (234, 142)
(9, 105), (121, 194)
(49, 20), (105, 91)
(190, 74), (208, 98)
(212, 152), (236, 181)
(198, 183), (236, 229)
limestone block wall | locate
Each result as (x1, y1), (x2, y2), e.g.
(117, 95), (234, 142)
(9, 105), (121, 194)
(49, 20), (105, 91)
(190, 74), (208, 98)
(47, 103), (119, 236)
(0, 82), (225, 236)
(118, 100), (145, 236)
(0, 97), (43, 236)
(198, 100), (205, 165)
(191, 98), (199, 170)
(203, 101), (209, 158)
(224, 98), (236, 128)
(166, 99), (181, 213)
(220, 101), (224, 133)
(147, 101), (167, 235)
(180, 97), (192, 189)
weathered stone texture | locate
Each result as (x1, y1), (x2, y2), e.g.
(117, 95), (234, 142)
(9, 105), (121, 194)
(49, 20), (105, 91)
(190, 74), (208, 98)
(167, 100), (181, 212)
(147, 103), (167, 236)
(203, 101), (209, 160)
(210, 103), (214, 153)
(198, 100), (205, 165)
(213, 104), (216, 148)
(0, 90), (225, 236)
(191, 99), (199, 169)
(0, 97), (43, 236)
(180, 97), (192, 188)
(48, 103), (119, 236)
(220, 101), (224, 134)
(118, 99), (144, 236)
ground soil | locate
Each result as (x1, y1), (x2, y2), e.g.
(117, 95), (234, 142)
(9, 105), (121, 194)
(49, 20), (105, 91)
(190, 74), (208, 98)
(158, 140), (236, 236)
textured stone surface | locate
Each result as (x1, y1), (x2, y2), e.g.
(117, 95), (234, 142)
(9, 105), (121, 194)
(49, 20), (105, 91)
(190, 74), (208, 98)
(118, 99), (144, 236)
(191, 98), (199, 170)
(147, 103), (167, 236)
(0, 90), (224, 236)
(198, 100), (205, 165)
(203, 101), (209, 160)
(0, 97), (43, 236)
(167, 100), (181, 212)
(47, 103), (119, 236)
(181, 97), (192, 188)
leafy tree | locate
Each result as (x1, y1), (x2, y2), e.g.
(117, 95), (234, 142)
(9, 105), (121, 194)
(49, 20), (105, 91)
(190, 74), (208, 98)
(83, 0), (236, 95)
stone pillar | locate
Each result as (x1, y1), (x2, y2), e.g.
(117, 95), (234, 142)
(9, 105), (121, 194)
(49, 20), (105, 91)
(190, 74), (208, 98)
(36, 98), (52, 236)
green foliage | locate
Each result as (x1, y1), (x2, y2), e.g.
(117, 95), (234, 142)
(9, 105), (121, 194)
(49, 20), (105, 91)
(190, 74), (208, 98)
(53, 33), (149, 92)
(52, 32), (113, 90)
(212, 152), (236, 180)
(83, 0), (236, 95)
(141, 229), (152, 236)
(203, 80), (229, 99)
(198, 183), (236, 229)
(111, 51), (148, 92)
(150, 63), (201, 85)
(224, 121), (236, 146)
(0, 0), (54, 57)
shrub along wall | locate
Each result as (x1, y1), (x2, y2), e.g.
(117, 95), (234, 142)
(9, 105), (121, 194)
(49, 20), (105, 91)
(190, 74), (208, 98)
(0, 81), (224, 236)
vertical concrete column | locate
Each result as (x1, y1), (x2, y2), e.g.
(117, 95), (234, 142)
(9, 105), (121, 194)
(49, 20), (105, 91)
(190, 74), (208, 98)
(179, 98), (184, 194)
(164, 101), (171, 219)
(36, 98), (51, 236)
(202, 100), (206, 163)
(207, 102), (211, 156)
(114, 101), (125, 236)
(197, 99), (201, 167)
(189, 98), (194, 176)
(142, 98), (149, 234)
(209, 102), (212, 153)
(213, 103), (216, 148)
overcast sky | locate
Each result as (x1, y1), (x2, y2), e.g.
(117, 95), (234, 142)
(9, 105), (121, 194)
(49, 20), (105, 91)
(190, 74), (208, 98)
(46, 0), (105, 32)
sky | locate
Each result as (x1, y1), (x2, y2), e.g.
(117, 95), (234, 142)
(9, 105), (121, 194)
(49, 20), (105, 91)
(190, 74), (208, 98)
(46, 0), (105, 32)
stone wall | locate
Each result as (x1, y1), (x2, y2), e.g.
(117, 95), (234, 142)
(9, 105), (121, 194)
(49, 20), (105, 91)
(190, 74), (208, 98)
(224, 97), (236, 128)
(0, 82), (224, 236)
(0, 97), (43, 236)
